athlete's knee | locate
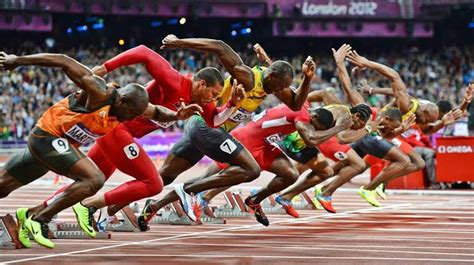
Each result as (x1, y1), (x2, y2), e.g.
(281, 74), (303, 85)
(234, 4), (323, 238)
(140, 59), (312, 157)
(81, 172), (105, 196)
(143, 175), (164, 197)
(349, 158), (366, 173)
(280, 167), (300, 184)
(318, 166), (334, 179)
(413, 159), (425, 171)
(242, 166), (260, 182)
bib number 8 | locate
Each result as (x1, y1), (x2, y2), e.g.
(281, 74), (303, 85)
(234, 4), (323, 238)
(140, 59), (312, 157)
(124, 143), (140, 160)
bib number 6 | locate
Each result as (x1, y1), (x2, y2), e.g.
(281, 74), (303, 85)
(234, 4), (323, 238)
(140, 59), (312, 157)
(124, 143), (140, 160)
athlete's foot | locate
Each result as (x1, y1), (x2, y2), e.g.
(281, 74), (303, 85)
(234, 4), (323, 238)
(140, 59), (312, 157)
(311, 187), (324, 210)
(357, 187), (381, 207)
(96, 207), (116, 232)
(174, 183), (201, 222)
(16, 208), (31, 248)
(137, 199), (156, 231)
(375, 183), (387, 200)
(72, 202), (97, 238)
(244, 197), (269, 226)
(275, 196), (299, 218)
(197, 192), (209, 209)
(315, 187), (336, 213)
(24, 216), (54, 249)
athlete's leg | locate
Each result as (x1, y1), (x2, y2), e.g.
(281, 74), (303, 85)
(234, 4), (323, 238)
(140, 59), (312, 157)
(0, 169), (25, 199)
(280, 153), (333, 200)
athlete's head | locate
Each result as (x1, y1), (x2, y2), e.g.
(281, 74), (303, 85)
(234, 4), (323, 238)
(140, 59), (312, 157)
(349, 104), (371, 130)
(378, 107), (402, 135)
(309, 108), (334, 130)
(264, 60), (294, 93)
(436, 100), (453, 118)
(415, 101), (439, 124)
(192, 67), (224, 106)
(114, 83), (149, 122)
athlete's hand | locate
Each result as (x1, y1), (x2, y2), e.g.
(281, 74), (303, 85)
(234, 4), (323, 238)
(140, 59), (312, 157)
(331, 44), (351, 64)
(401, 114), (416, 132)
(346, 50), (370, 68)
(92, 65), (107, 77)
(351, 66), (367, 74)
(160, 34), (180, 50)
(0, 52), (18, 71)
(464, 83), (474, 103)
(230, 79), (246, 106)
(302, 56), (316, 79)
(253, 43), (272, 65)
(357, 80), (372, 94)
(442, 109), (463, 126)
(336, 115), (353, 130)
(176, 101), (203, 120)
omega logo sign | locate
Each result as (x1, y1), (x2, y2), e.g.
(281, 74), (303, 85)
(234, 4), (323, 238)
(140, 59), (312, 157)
(301, 1), (378, 16)
(437, 145), (473, 154)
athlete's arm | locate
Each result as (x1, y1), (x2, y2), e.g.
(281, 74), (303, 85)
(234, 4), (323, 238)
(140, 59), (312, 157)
(296, 114), (352, 147)
(141, 102), (204, 122)
(458, 83), (473, 112)
(418, 109), (463, 135)
(253, 43), (273, 66)
(347, 51), (411, 114)
(358, 80), (395, 96)
(332, 44), (364, 106)
(336, 128), (368, 144)
(97, 45), (181, 89)
(307, 90), (342, 105)
(274, 56), (315, 111)
(0, 52), (103, 97)
(161, 35), (254, 90)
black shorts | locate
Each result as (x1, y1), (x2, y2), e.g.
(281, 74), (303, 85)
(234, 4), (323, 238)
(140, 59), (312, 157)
(170, 115), (244, 164)
(6, 127), (85, 184)
(351, 134), (394, 159)
(277, 142), (320, 164)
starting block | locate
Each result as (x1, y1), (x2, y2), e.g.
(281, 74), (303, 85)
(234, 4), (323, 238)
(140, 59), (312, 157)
(106, 206), (141, 232)
(1, 214), (23, 249)
(291, 191), (318, 210)
(151, 201), (226, 225)
(48, 221), (111, 239)
(213, 191), (250, 218)
(260, 194), (286, 214)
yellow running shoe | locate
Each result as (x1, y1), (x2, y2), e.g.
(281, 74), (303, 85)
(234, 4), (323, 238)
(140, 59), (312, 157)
(72, 202), (97, 238)
(357, 187), (381, 207)
(312, 186), (324, 210)
(16, 208), (31, 248)
(24, 216), (54, 249)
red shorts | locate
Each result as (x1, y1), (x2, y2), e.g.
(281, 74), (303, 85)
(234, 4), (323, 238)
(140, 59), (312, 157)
(318, 137), (352, 162)
(216, 130), (282, 171)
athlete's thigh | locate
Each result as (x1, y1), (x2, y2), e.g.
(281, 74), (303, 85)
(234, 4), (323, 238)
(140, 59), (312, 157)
(88, 141), (116, 180)
(267, 152), (298, 178)
(4, 148), (49, 186)
(96, 126), (156, 180)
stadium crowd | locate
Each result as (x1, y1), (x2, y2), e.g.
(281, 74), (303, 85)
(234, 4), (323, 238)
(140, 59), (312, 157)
(0, 41), (473, 140)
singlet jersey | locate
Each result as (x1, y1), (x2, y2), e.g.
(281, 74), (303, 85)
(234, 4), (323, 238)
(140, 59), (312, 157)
(36, 91), (120, 146)
(323, 104), (351, 114)
(218, 66), (267, 132)
(233, 103), (311, 148)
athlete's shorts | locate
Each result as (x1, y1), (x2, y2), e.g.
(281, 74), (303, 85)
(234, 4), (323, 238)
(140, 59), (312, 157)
(278, 142), (320, 164)
(351, 134), (394, 159)
(390, 136), (414, 154)
(170, 115), (244, 164)
(216, 129), (282, 171)
(6, 127), (85, 184)
(317, 137), (352, 162)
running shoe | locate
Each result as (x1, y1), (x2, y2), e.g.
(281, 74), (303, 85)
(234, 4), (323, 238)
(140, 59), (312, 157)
(275, 195), (299, 218)
(311, 187), (324, 210)
(72, 202), (97, 238)
(197, 192), (209, 209)
(375, 183), (387, 200)
(137, 199), (156, 231)
(16, 208), (31, 248)
(24, 216), (54, 249)
(357, 187), (381, 207)
(174, 183), (200, 222)
(96, 207), (117, 232)
(244, 197), (269, 226)
(315, 186), (336, 213)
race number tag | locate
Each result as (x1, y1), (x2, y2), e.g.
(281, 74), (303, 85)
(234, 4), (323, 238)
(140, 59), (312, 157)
(65, 123), (101, 145)
(265, 133), (282, 145)
(228, 108), (252, 123)
(220, 139), (237, 154)
(52, 138), (70, 154)
(334, 151), (348, 161)
(124, 143), (140, 160)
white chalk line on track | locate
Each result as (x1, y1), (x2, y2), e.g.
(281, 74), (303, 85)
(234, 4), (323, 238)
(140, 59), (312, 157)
(5, 198), (472, 264)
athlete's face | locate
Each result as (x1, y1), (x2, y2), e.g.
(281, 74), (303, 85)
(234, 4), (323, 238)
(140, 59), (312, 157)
(195, 80), (223, 106)
(378, 116), (401, 135)
(416, 105), (439, 124)
(351, 113), (366, 130)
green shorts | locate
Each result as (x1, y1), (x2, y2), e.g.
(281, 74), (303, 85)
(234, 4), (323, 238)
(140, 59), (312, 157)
(5, 127), (85, 185)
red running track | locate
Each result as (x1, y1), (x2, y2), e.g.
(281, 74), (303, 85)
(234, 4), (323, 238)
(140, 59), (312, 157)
(1, 185), (473, 264)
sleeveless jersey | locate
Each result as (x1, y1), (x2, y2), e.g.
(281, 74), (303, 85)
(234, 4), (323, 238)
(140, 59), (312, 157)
(382, 98), (419, 121)
(218, 66), (267, 132)
(36, 92), (119, 146)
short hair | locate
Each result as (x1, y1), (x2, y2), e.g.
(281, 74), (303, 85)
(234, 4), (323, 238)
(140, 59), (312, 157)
(269, 60), (295, 80)
(350, 104), (372, 122)
(310, 108), (334, 129)
(436, 100), (452, 116)
(122, 83), (149, 113)
(382, 107), (402, 122)
(194, 67), (224, 87)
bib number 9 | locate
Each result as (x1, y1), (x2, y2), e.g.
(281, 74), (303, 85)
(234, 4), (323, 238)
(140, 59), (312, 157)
(52, 138), (70, 154)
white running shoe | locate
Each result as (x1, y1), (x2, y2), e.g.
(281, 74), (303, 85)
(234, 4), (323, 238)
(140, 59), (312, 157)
(174, 183), (198, 222)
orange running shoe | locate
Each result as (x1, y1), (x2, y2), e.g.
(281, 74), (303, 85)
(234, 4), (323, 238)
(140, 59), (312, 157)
(275, 195), (300, 218)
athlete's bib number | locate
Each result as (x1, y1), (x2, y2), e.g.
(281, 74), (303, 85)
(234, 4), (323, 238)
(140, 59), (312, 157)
(220, 139), (237, 155)
(52, 138), (70, 154)
(229, 108), (252, 123)
(124, 143), (140, 160)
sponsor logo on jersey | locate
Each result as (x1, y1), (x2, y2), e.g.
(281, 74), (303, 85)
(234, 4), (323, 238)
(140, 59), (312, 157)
(65, 123), (101, 145)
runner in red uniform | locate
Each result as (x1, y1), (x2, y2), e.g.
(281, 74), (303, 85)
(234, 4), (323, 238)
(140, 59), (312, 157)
(34, 45), (245, 226)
